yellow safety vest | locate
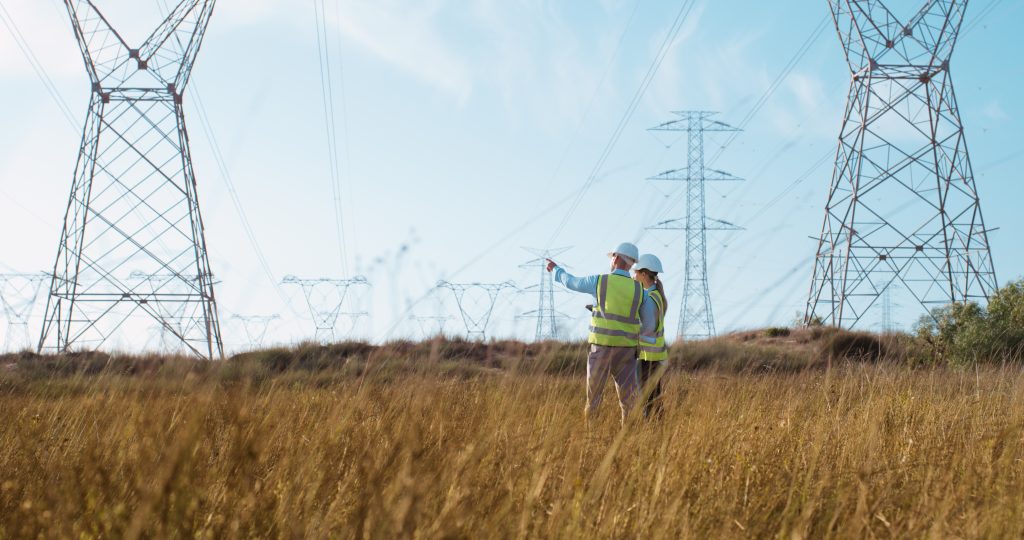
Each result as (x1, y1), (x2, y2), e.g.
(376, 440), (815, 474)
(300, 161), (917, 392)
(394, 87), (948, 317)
(589, 274), (642, 347)
(639, 289), (667, 361)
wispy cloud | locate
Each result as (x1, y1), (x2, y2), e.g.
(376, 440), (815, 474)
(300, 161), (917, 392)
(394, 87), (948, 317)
(332, 0), (473, 102)
(465, 0), (619, 130)
(982, 100), (1008, 122)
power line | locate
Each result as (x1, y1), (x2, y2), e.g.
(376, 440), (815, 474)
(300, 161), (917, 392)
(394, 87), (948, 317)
(635, 16), (834, 247)
(332, 2), (359, 260)
(191, 82), (297, 316)
(704, 15), (830, 168)
(314, 0), (350, 274)
(152, 0), (295, 316)
(0, 0), (79, 130)
(534, 0), (643, 203)
(962, 0), (1005, 35)
(547, 0), (697, 246)
(379, 168), (621, 341)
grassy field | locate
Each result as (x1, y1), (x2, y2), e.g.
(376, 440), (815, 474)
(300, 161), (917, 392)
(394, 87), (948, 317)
(2, 333), (1023, 538)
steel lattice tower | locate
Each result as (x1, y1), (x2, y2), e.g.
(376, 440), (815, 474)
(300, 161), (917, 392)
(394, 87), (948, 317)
(437, 281), (515, 340)
(409, 287), (451, 338)
(648, 111), (743, 341)
(410, 315), (451, 339)
(0, 273), (49, 352)
(127, 271), (201, 354)
(517, 247), (570, 341)
(282, 276), (369, 343)
(231, 314), (279, 350)
(39, 0), (222, 358)
(806, 0), (996, 328)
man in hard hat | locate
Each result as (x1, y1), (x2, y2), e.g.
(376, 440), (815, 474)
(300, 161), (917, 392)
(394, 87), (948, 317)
(546, 242), (657, 423)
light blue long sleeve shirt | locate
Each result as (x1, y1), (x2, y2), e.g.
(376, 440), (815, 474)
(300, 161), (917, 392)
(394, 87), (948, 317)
(553, 266), (657, 344)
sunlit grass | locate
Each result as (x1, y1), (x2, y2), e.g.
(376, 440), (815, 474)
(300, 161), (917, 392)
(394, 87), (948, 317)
(1, 337), (1023, 537)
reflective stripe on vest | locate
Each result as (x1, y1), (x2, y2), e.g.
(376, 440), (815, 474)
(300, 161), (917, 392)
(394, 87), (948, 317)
(589, 274), (642, 347)
(639, 289), (668, 361)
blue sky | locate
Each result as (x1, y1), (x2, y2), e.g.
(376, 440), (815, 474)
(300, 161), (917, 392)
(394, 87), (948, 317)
(0, 0), (1021, 351)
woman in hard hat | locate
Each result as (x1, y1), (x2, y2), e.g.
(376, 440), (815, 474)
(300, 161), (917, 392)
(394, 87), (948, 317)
(632, 254), (668, 419)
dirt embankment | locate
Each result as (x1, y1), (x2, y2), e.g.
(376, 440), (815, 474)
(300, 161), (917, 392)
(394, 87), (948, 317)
(0, 327), (921, 383)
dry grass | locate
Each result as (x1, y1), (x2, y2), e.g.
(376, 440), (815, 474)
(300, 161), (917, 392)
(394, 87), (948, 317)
(2, 341), (1024, 538)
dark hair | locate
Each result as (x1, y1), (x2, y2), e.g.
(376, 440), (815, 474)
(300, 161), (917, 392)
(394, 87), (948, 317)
(638, 269), (668, 313)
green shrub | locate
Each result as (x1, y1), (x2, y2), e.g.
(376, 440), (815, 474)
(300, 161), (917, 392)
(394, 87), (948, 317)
(915, 279), (1024, 365)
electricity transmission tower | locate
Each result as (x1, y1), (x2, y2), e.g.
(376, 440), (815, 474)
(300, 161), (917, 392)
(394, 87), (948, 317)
(437, 281), (515, 340)
(282, 276), (369, 343)
(409, 286), (451, 338)
(806, 0), (997, 328)
(231, 314), (279, 350)
(0, 273), (49, 352)
(127, 271), (204, 354)
(517, 247), (571, 341)
(39, 0), (222, 359)
(879, 284), (902, 333)
(410, 315), (451, 339)
(647, 111), (743, 341)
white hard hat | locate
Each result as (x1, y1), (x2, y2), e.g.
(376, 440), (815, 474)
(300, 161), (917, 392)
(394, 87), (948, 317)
(633, 253), (664, 274)
(608, 242), (639, 262)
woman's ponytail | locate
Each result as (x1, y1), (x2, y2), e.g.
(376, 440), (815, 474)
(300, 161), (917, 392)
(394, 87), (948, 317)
(653, 274), (667, 311)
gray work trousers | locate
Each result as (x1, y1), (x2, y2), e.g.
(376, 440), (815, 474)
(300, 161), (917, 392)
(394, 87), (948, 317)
(586, 344), (638, 422)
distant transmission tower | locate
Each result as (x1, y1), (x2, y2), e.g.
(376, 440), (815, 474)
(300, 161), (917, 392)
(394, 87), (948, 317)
(0, 273), (49, 352)
(128, 271), (200, 354)
(437, 281), (515, 340)
(409, 286), (451, 338)
(881, 286), (893, 333)
(806, 0), (997, 328)
(517, 247), (571, 341)
(231, 314), (280, 350)
(39, 0), (222, 359)
(410, 315), (451, 339)
(647, 111), (743, 341)
(283, 276), (369, 343)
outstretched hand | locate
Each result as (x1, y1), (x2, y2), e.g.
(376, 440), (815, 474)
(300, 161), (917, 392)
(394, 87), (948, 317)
(545, 258), (558, 272)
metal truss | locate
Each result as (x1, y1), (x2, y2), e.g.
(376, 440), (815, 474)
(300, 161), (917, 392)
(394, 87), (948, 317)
(0, 273), (49, 352)
(879, 284), (902, 333)
(282, 275), (369, 343)
(39, 0), (222, 358)
(806, 0), (996, 328)
(231, 314), (279, 350)
(408, 285), (451, 339)
(647, 111), (744, 341)
(436, 281), (515, 340)
(409, 315), (451, 339)
(126, 270), (209, 354)
(516, 247), (571, 341)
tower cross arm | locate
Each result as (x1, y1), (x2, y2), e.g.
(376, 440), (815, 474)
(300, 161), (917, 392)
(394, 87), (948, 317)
(647, 217), (743, 231)
(648, 116), (741, 133)
(647, 168), (744, 182)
